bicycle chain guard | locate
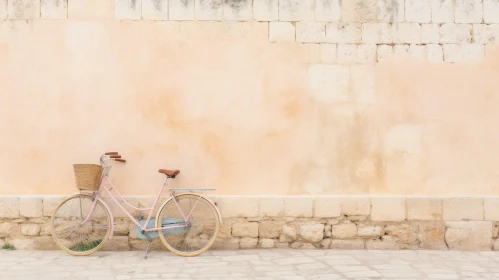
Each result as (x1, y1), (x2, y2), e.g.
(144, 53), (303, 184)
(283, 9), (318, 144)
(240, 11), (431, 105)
(134, 218), (186, 240)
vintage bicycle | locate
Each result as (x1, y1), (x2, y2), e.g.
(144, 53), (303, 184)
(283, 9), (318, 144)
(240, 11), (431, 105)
(50, 152), (221, 258)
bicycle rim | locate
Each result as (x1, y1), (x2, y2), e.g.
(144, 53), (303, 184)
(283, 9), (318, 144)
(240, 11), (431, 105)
(51, 194), (111, 256)
(157, 194), (220, 257)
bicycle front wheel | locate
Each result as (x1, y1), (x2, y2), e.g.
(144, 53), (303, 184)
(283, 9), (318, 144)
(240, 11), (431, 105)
(157, 194), (220, 257)
(51, 194), (111, 256)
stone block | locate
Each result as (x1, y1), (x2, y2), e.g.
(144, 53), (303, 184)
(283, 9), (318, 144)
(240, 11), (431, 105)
(357, 44), (377, 64)
(445, 221), (493, 250)
(34, 236), (58, 250)
(473, 24), (499, 44)
(443, 197), (484, 220)
(259, 221), (281, 238)
(284, 196), (313, 217)
(432, 0), (454, 23)
(6, 238), (35, 250)
(315, 0), (340, 21)
(296, 22), (326, 43)
(325, 23), (362, 43)
(0, 0), (6, 19)
(307, 64), (350, 103)
(253, 0), (277, 21)
(340, 197), (370, 216)
(280, 225), (296, 242)
(258, 238), (275, 248)
(378, 0), (404, 22)
(41, 0), (67, 19)
(443, 43), (485, 62)
(371, 197), (406, 222)
(298, 224), (324, 242)
(169, 0), (194, 20)
(68, 0), (114, 19)
(330, 239), (365, 249)
(278, 0), (313, 21)
(320, 238), (331, 248)
(40, 223), (51, 236)
(142, 0), (167, 19)
(102, 236), (130, 251)
(485, 198), (499, 221)
(19, 197), (43, 218)
(21, 224), (40, 236)
(392, 23), (421, 44)
(366, 236), (400, 249)
(269, 22), (295, 42)
(332, 223), (357, 239)
(407, 197), (442, 220)
(394, 44), (410, 56)
(0, 196), (19, 218)
(455, 0), (483, 23)
(232, 222), (258, 238)
(337, 44), (358, 64)
(213, 238), (240, 250)
(320, 44), (337, 63)
(342, 0), (377, 22)
(358, 225), (383, 237)
(195, 0), (222, 20)
(290, 241), (315, 249)
(114, 218), (130, 235)
(377, 45), (393, 62)
(8, 0), (40, 19)
(240, 237), (258, 249)
(414, 221), (447, 250)
(351, 65), (375, 103)
(362, 23), (392, 44)
(384, 223), (418, 245)
(443, 197), (484, 221)
(220, 196), (259, 218)
(421, 24), (439, 44)
(405, 0), (431, 23)
(440, 23), (472, 43)
(0, 222), (20, 238)
(115, 0), (141, 19)
(314, 196), (340, 218)
(408, 44), (426, 59)
(224, 0), (251, 20)
(484, 0), (499, 23)
(260, 196), (284, 217)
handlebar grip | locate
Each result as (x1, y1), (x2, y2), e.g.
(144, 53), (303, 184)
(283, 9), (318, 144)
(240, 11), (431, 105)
(110, 155), (121, 159)
(105, 152), (118, 155)
(115, 159), (126, 162)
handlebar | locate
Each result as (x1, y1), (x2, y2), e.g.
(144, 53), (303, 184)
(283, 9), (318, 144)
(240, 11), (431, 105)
(101, 152), (127, 166)
(115, 159), (126, 162)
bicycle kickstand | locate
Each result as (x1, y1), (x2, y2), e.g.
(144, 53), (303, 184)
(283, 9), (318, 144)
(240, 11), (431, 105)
(142, 231), (153, 260)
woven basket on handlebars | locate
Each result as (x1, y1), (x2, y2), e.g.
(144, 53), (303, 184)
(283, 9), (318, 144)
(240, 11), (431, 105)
(73, 164), (104, 191)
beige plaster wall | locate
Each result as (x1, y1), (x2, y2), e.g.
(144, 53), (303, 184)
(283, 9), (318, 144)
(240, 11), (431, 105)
(1, 0), (499, 196)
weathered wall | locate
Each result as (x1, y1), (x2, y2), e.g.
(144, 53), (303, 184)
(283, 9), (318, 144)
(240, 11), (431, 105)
(1, 0), (499, 195)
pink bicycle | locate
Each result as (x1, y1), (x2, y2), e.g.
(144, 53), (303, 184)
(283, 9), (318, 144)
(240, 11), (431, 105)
(50, 152), (221, 258)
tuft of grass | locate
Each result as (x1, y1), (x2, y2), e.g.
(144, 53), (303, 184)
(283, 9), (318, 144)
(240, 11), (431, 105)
(2, 243), (15, 250)
(69, 240), (102, 252)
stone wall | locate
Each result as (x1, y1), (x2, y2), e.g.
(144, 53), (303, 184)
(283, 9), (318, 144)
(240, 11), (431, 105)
(1, 195), (499, 251)
(2, 1), (499, 196)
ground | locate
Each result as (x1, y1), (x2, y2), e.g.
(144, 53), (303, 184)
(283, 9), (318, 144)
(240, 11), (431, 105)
(0, 249), (498, 280)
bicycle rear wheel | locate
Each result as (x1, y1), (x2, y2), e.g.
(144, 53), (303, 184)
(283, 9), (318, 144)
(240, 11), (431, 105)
(157, 194), (220, 257)
(51, 194), (111, 256)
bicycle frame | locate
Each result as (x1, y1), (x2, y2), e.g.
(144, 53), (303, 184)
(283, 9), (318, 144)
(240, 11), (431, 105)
(81, 174), (221, 241)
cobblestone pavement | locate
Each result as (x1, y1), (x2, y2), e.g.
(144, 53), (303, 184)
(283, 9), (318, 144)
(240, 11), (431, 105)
(1, 250), (499, 280)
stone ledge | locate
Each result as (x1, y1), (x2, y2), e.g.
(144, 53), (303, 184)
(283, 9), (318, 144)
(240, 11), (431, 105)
(2, 195), (498, 222)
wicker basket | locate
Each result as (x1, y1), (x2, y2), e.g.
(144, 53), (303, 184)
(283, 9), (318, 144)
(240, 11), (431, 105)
(73, 164), (104, 191)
